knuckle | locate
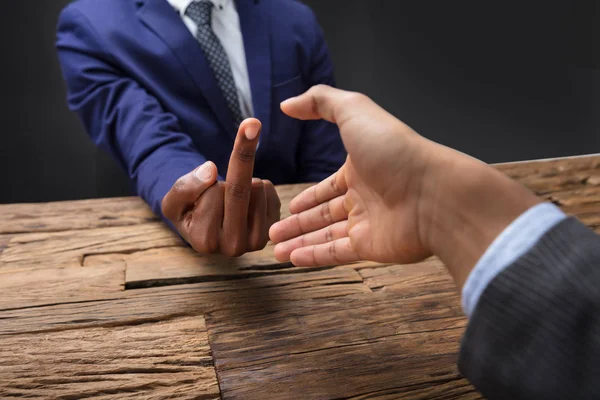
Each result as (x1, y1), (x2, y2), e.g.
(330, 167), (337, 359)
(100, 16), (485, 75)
(320, 202), (333, 223)
(248, 236), (265, 252)
(222, 240), (246, 258)
(172, 176), (188, 192)
(233, 147), (255, 163)
(254, 239), (269, 252)
(272, 191), (281, 206)
(228, 182), (250, 201)
(330, 176), (341, 194)
(205, 239), (219, 254)
(190, 236), (215, 255)
(189, 229), (217, 253)
(271, 199), (282, 216)
(167, 179), (190, 202)
(344, 92), (369, 107)
(328, 242), (340, 264)
(161, 196), (172, 219)
(251, 177), (264, 186)
(268, 190), (281, 208)
(193, 231), (218, 254)
(325, 226), (334, 242)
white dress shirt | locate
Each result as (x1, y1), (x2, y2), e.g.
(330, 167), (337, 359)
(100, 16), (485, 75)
(168, 0), (254, 119)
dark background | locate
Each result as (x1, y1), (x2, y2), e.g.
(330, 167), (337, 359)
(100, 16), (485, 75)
(1, 0), (598, 204)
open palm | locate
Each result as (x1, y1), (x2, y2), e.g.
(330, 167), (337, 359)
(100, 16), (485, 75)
(269, 85), (437, 266)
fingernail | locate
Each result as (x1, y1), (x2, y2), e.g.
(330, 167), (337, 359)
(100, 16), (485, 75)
(195, 162), (212, 182)
(245, 125), (259, 141)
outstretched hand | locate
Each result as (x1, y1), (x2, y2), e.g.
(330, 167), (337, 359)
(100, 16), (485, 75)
(269, 85), (539, 289)
(269, 86), (437, 266)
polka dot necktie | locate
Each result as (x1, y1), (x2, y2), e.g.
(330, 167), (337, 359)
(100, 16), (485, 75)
(186, 1), (244, 127)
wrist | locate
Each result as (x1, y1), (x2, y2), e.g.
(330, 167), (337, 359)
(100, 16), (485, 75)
(419, 144), (541, 289)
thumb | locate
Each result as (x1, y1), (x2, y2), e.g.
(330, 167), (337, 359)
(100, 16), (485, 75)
(162, 161), (218, 222)
(280, 85), (381, 156)
(282, 85), (413, 164)
(280, 84), (374, 127)
(280, 84), (351, 123)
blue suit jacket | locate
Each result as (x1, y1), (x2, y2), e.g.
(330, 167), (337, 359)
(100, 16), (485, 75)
(56, 0), (346, 220)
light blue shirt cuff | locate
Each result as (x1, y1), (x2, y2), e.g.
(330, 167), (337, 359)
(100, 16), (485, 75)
(462, 202), (567, 318)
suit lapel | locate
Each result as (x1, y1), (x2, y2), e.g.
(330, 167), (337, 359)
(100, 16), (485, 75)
(236, 0), (272, 149)
(135, 0), (234, 135)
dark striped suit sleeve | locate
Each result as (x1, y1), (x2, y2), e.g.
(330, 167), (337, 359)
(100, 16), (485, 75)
(458, 217), (600, 400)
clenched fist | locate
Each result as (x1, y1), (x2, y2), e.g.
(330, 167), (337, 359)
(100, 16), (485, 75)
(162, 119), (281, 257)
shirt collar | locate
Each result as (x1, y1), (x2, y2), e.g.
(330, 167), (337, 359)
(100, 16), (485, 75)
(167, 0), (231, 16)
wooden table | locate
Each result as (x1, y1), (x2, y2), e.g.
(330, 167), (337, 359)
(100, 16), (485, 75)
(1, 155), (599, 399)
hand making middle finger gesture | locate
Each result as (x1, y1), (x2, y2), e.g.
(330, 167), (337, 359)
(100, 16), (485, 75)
(162, 118), (281, 257)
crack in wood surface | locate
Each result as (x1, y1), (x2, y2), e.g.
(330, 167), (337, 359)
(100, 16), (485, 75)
(124, 264), (341, 290)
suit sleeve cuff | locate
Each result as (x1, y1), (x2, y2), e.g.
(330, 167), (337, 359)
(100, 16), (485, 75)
(461, 202), (567, 318)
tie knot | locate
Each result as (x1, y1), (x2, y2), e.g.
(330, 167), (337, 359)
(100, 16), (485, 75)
(185, 1), (213, 26)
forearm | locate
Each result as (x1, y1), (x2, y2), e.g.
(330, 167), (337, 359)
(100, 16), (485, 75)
(419, 140), (542, 289)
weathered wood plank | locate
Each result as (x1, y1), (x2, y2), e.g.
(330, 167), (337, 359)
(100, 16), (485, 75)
(208, 292), (465, 369)
(0, 197), (156, 234)
(0, 264), (125, 311)
(0, 268), (370, 335)
(0, 316), (220, 399)
(206, 288), (471, 399)
(0, 234), (11, 254)
(549, 186), (600, 207)
(522, 172), (597, 196)
(358, 259), (457, 295)
(495, 154), (600, 180)
(496, 155), (600, 199)
(217, 343), (475, 400)
(0, 223), (183, 269)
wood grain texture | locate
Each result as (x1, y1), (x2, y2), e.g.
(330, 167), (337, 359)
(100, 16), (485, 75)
(0, 223), (183, 269)
(0, 264), (125, 310)
(495, 154), (600, 180)
(358, 259), (457, 295)
(0, 268), (370, 336)
(0, 316), (220, 399)
(0, 234), (11, 254)
(0, 155), (598, 399)
(0, 197), (156, 234)
(206, 288), (470, 399)
(550, 186), (600, 207)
